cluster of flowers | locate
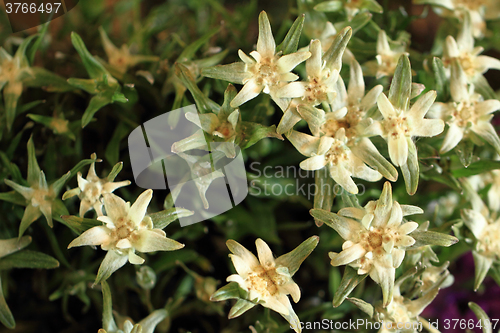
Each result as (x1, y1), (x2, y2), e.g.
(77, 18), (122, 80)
(2, 0), (500, 331)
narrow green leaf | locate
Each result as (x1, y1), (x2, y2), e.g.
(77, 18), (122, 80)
(24, 67), (74, 92)
(314, 1), (343, 12)
(324, 26), (352, 71)
(276, 14), (305, 55)
(61, 215), (102, 234)
(472, 250), (493, 292)
(175, 63), (218, 114)
(275, 236), (319, 276)
(468, 302), (492, 333)
(81, 93), (113, 128)
(388, 54), (412, 111)
(101, 281), (118, 332)
(313, 168), (335, 226)
(0, 236), (31, 259)
(210, 282), (247, 302)
(409, 230), (458, 247)
(0, 249), (59, 270)
(71, 32), (109, 80)
(0, 277), (15, 329)
(332, 266), (368, 307)
(237, 122), (283, 149)
(432, 57), (448, 99)
(149, 207), (194, 230)
(347, 297), (374, 318)
(228, 299), (256, 319)
(178, 27), (220, 61)
(106, 162), (123, 182)
(401, 138), (419, 195)
(451, 160), (500, 178)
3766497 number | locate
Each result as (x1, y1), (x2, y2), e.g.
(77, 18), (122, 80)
(5, 3), (62, 14)
(443, 319), (499, 330)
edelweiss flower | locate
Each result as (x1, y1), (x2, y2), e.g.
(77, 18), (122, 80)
(414, 0), (500, 38)
(2, 137), (70, 237)
(63, 154), (131, 217)
(311, 182), (422, 306)
(171, 85), (241, 158)
(214, 237), (318, 333)
(368, 56), (444, 167)
(442, 12), (500, 80)
(68, 190), (184, 284)
(275, 38), (342, 134)
(0, 36), (34, 131)
(313, 59), (397, 181)
(314, 1), (383, 21)
(365, 30), (409, 79)
(429, 60), (500, 154)
(373, 265), (451, 332)
(99, 27), (159, 75)
(288, 128), (382, 194)
(202, 11), (311, 111)
(461, 179), (500, 290)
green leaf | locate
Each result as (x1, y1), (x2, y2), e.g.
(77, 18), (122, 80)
(71, 32), (109, 80)
(347, 297), (374, 318)
(228, 299), (256, 319)
(314, 1), (343, 12)
(101, 281), (118, 333)
(67, 77), (99, 94)
(237, 122), (283, 149)
(28, 19), (51, 64)
(105, 121), (130, 166)
(451, 160), (500, 178)
(432, 57), (448, 100)
(275, 236), (319, 276)
(401, 138), (419, 195)
(0, 277), (15, 329)
(178, 27), (220, 61)
(61, 215), (102, 234)
(149, 207), (194, 230)
(106, 162), (123, 182)
(68, 156), (98, 181)
(324, 26), (352, 71)
(468, 302), (492, 333)
(210, 282), (247, 302)
(472, 250), (493, 292)
(312, 168), (335, 227)
(175, 63), (218, 114)
(0, 191), (26, 206)
(276, 14), (305, 55)
(81, 92), (113, 128)
(388, 54), (412, 111)
(0, 249), (59, 270)
(23, 67), (74, 92)
(0, 236), (31, 259)
(201, 62), (249, 85)
(332, 266), (368, 307)
(409, 230), (458, 248)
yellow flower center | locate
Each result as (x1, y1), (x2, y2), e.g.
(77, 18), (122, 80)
(246, 264), (288, 298)
(50, 118), (70, 134)
(31, 188), (51, 207)
(0, 60), (19, 82)
(249, 56), (280, 89)
(82, 181), (103, 205)
(358, 227), (406, 256)
(377, 54), (399, 76)
(451, 101), (478, 128)
(383, 115), (410, 139)
(213, 121), (234, 139)
(324, 139), (349, 165)
(321, 108), (363, 142)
